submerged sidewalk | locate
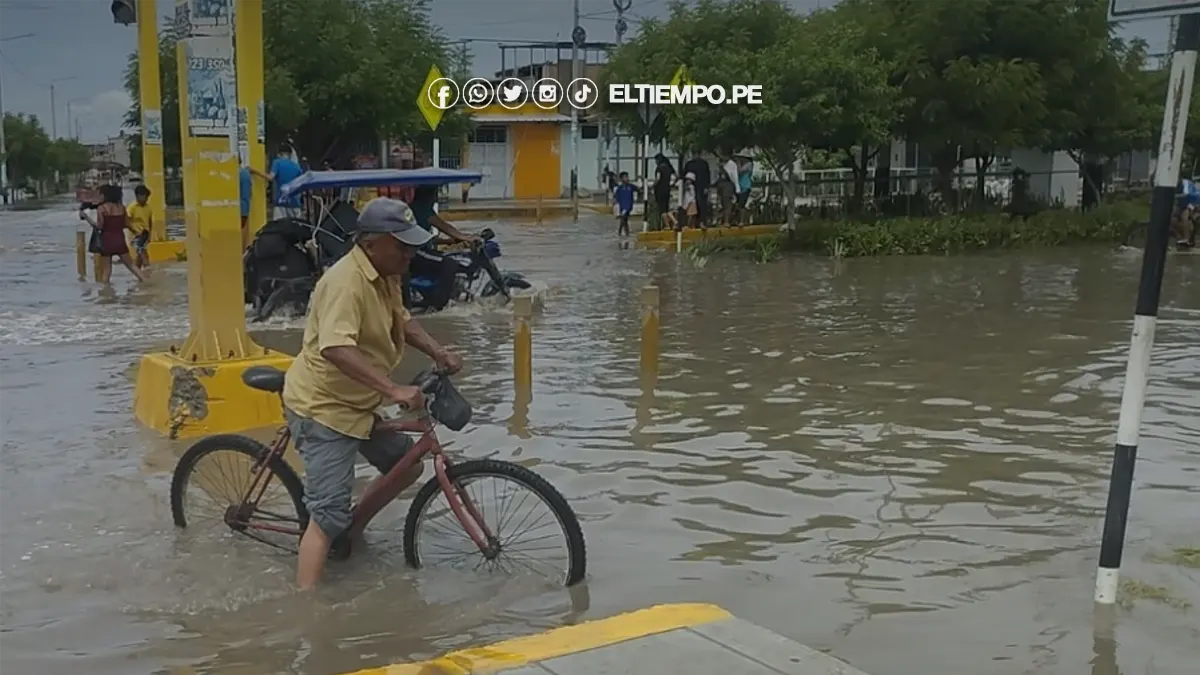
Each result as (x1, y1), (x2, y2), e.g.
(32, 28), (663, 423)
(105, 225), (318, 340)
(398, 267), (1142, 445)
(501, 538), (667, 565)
(344, 603), (869, 675)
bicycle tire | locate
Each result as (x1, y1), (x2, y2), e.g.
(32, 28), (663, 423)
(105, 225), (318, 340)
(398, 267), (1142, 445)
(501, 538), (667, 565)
(170, 434), (308, 535)
(402, 459), (587, 586)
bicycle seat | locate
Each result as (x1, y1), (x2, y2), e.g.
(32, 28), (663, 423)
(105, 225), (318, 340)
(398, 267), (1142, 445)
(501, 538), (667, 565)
(242, 366), (286, 393)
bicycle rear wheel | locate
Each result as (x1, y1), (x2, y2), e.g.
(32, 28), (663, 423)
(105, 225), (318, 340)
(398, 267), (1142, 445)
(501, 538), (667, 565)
(402, 459), (586, 586)
(170, 434), (308, 552)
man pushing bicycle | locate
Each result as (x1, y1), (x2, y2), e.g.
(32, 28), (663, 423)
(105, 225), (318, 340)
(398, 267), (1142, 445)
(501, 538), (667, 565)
(282, 197), (463, 590)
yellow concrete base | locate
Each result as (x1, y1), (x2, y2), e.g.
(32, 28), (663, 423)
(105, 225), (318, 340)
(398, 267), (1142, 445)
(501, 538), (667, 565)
(146, 239), (187, 263)
(133, 350), (294, 439)
(637, 224), (782, 247)
(345, 603), (730, 675)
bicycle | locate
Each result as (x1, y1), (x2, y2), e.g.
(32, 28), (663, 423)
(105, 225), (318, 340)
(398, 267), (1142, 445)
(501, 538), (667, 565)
(169, 366), (587, 586)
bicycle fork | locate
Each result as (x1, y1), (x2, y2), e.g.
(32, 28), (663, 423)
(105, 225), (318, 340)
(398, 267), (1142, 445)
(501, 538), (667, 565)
(434, 454), (499, 557)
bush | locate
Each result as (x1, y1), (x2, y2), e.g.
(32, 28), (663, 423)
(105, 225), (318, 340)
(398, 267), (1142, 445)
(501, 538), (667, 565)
(692, 207), (1135, 260)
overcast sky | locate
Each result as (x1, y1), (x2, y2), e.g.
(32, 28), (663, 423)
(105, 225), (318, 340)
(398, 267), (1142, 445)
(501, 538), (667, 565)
(0, 0), (1170, 144)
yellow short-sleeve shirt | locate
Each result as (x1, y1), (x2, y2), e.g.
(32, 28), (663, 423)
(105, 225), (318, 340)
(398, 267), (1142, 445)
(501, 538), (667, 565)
(127, 202), (151, 235)
(282, 245), (409, 439)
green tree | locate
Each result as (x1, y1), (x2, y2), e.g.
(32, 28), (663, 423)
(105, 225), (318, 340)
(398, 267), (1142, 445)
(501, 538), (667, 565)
(123, 0), (469, 169)
(47, 138), (93, 177)
(2, 113), (54, 187)
(603, 0), (901, 225)
(1049, 37), (1160, 206)
(840, 0), (1064, 201)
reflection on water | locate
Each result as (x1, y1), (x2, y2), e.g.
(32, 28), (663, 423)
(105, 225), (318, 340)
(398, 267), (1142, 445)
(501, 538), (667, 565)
(1, 202), (1198, 675)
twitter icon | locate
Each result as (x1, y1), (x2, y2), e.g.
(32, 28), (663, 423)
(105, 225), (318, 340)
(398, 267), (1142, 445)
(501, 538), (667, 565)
(496, 77), (529, 109)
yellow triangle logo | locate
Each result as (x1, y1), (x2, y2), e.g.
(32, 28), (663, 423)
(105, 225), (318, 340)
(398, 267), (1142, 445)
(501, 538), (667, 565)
(670, 65), (693, 88)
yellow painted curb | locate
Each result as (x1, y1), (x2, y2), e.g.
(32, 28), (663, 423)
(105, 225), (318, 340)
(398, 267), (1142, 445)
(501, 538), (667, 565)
(146, 239), (186, 263)
(133, 350), (295, 438)
(442, 206), (575, 221)
(343, 603), (731, 675)
(637, 224), (781, 246)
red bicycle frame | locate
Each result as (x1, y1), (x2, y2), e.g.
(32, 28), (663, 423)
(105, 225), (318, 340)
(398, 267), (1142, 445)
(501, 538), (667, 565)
(236, 415), (497, 554)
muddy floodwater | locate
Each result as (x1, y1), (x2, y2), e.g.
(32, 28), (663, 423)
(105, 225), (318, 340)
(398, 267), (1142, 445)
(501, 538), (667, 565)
(1, 201), (1198, 675)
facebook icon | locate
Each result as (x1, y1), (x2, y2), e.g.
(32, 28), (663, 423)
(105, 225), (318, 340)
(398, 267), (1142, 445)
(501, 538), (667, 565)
(428, 78), (459, 110)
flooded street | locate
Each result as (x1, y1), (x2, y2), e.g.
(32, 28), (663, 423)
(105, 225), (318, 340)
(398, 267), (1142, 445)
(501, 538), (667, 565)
(2, 201), (1198, 675)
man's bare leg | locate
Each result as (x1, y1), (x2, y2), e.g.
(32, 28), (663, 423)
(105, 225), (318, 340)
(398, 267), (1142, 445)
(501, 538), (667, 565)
(297, 519), (332, 590)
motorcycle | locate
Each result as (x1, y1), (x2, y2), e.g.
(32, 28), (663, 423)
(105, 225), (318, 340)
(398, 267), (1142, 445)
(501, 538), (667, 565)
(407, 227), (532, 313)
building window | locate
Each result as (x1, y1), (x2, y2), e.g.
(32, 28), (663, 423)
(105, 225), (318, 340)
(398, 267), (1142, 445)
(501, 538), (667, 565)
(581, 124), (600, 140)
(469, 126), (507, 144)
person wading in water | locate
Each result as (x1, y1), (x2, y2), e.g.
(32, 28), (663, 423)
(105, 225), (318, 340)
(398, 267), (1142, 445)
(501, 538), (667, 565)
(80, 184), (146, 283)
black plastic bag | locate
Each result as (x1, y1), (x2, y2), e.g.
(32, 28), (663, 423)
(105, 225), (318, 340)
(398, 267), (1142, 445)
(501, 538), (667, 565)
(87, 229), (104, 254)
(427, 373), (472, 431)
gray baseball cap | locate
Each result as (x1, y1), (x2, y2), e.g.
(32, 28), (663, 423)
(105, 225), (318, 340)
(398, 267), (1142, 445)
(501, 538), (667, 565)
(357, 197), (433, 247)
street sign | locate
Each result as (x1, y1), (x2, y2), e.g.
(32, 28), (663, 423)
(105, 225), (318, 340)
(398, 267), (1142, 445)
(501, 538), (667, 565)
(1109, 0), (1200, 21)
(670, 65), (694, 88)
(638, 100), (661, 125)
(417, 65), (447, 131)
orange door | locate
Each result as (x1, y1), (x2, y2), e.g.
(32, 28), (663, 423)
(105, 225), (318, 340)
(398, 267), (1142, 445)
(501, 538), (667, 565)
(511, 123), (561, 200)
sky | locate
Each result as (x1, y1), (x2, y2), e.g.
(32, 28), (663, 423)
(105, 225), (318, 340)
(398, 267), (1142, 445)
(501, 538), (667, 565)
(0, 0), (1172, 145)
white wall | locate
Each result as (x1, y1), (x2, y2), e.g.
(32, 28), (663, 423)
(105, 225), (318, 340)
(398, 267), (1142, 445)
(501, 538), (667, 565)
(558, 126), (601, 197)
(1010, 149), (1081, 207)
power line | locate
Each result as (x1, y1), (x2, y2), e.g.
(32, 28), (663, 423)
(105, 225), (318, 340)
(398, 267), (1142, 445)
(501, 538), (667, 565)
(0, 48), (49, 88)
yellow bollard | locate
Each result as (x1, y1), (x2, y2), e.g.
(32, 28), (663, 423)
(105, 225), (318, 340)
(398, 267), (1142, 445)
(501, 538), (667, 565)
(513, 295), (533, 396)
(93, 253), (103, 282)
(75, 231), (87, 280)
(640, 284), (660, 377)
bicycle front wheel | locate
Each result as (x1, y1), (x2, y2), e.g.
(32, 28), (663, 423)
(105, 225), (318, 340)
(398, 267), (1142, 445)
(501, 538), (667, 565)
(402, 459), (586, 586)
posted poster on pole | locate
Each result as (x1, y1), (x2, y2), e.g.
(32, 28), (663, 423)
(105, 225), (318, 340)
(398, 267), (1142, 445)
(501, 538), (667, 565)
(186, 36), (236, 137)
(236, 106), (250, 163)
(256, 100), (265, 144)
(184, 0), (232, 30)
(143, 109), (163, 145)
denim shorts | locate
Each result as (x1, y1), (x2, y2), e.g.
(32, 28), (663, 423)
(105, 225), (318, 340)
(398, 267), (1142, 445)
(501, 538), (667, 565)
(284, 409), (413, 538)
(133, 232), (149, 254)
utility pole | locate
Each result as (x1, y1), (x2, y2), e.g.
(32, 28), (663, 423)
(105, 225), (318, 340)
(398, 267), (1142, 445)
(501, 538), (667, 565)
(571, 0), (582, 221)
(1, 28), (37, 202)
(49, 77), (77, 140)
(606, 0), (631, 205)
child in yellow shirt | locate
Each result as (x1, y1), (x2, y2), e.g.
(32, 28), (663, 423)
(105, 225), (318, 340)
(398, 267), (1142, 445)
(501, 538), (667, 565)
(127, 184), (152, 269)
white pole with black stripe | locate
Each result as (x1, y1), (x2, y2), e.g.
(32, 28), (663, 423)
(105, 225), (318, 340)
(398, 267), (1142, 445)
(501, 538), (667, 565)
(1094, 13), (1199, 605)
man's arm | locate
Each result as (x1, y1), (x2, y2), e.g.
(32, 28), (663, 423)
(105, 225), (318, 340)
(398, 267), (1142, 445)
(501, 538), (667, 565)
(429, 213), (477, 243)
(315, 286), (412, 402)
(322, 346), (405, 398)
(248, 166), (271, 181)
(403, 317), (448, 361)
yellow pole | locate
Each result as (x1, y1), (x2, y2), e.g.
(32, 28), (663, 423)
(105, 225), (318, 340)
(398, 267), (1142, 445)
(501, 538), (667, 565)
(513, 295), (533, 396)
(640, 284), (660, 377)
(93, 253), (102, 282)
(174, 29), (197, 252)
(176, 19), (255, 361)
(134, 0), (292, 439)
(136, 0), (167, 241)
(76, 231), (87, 280)
(235, 0), (268, 240)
